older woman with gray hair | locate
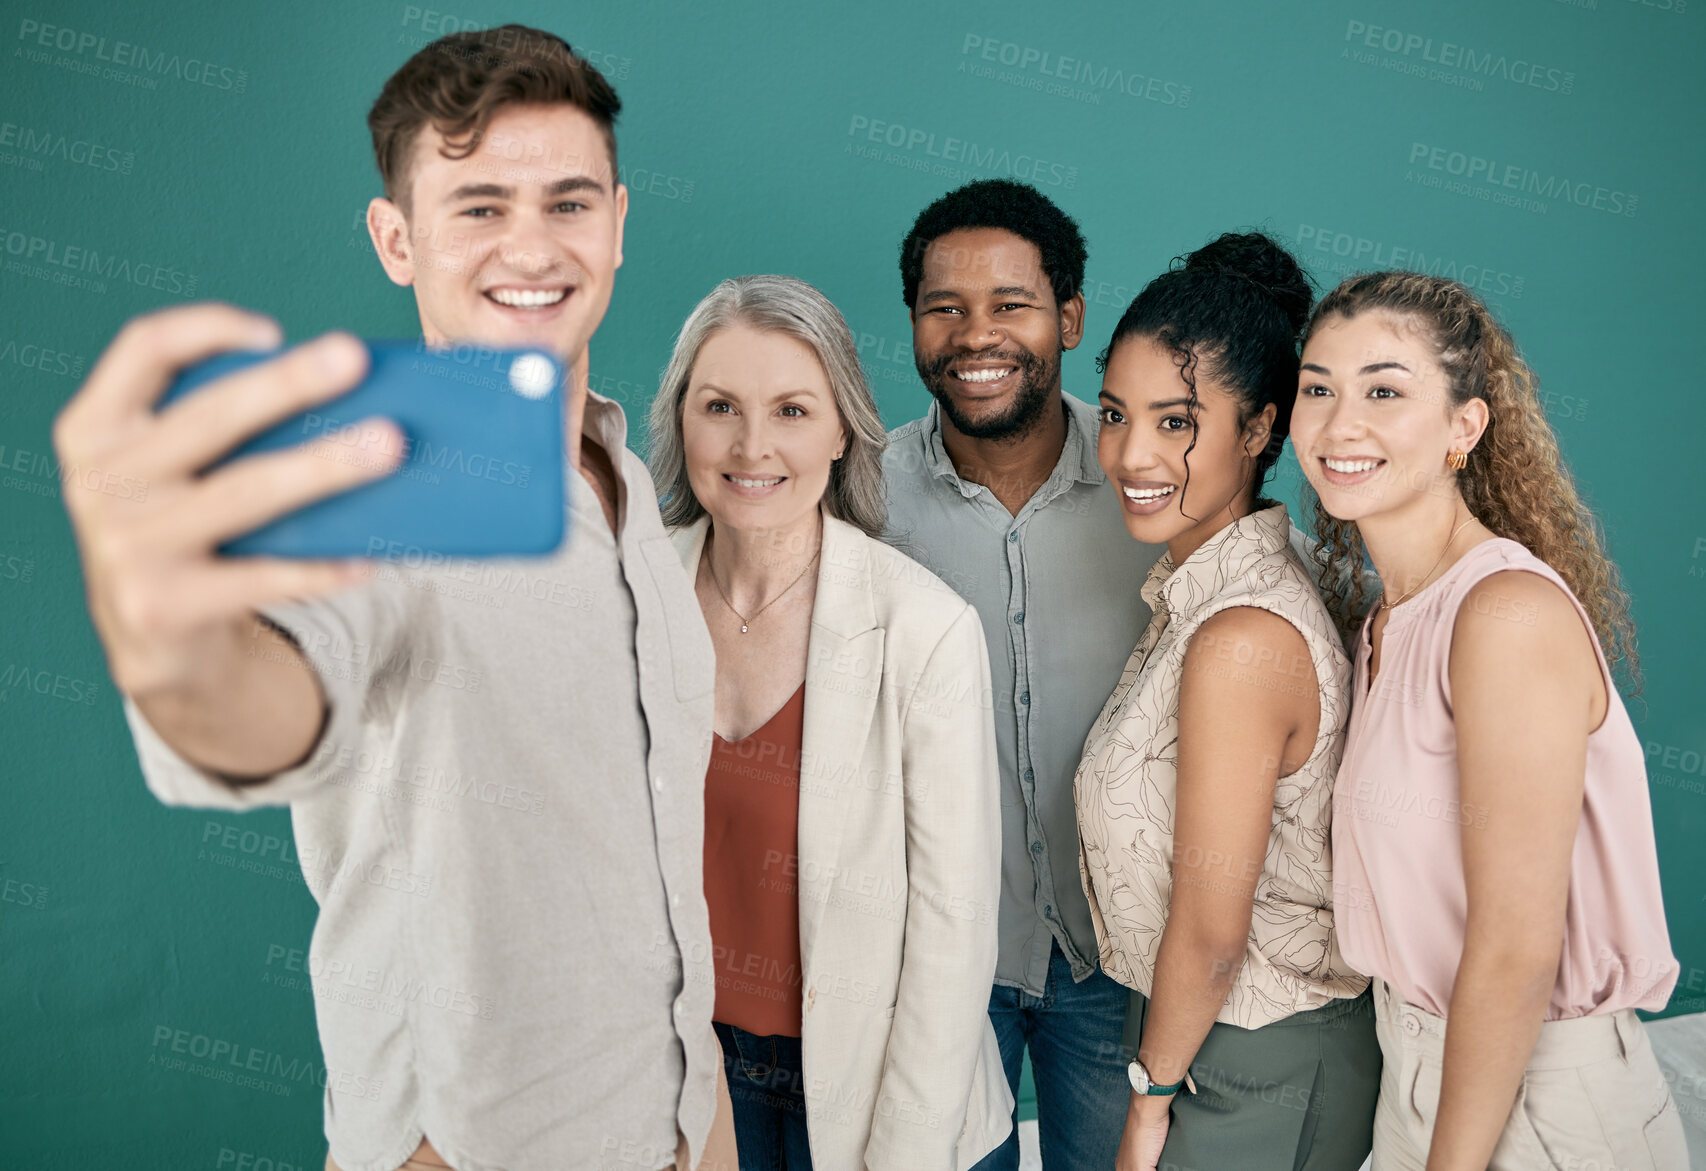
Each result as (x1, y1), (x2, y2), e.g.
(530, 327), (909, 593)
(648, 274), (1011, 1170)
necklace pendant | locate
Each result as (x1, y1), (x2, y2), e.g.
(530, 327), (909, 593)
(739, 623), (748, 634)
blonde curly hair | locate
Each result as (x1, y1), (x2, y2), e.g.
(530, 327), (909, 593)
(1302, 272), (1640, 694)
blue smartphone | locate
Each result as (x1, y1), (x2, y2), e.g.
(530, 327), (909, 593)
(159, 340), (567, 558)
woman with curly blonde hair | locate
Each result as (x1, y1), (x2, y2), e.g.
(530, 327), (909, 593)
(1290, 272), (1684, 1170)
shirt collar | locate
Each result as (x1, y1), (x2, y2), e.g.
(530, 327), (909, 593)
(920, 392), (1107, 500)
(1140, 503), (1293, 619)
(582, 384), (629, 455)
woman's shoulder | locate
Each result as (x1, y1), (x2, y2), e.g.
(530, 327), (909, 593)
(1447, 536), (1569, 593)
(1202, 538), (1354, 668)
(1184, 603), (1312, 670)
(1422, 537), (1585, 633)
(1446, 559), (1611, 736)
(1158, 539), (1353, 721)
(1449, 546), (1600, 669)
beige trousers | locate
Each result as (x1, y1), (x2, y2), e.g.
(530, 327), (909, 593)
(1370, 978), (1688, 1170)
(326, 1055), (740, 1171)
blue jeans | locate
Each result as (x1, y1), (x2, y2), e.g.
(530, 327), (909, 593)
(714, 1021), (814, 1171)
(973, 940), (1130, 1170)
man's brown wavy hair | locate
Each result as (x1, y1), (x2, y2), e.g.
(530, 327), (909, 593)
(368, 24), (621, 217)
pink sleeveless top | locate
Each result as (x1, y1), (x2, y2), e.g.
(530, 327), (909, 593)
(1333, 537), (1677, 1019)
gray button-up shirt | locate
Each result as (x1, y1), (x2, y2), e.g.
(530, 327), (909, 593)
(122, 390), (718, 1171)
(883, 394), (1164, 993)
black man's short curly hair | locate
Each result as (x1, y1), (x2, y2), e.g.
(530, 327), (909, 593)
(898, 179), (1088, 311)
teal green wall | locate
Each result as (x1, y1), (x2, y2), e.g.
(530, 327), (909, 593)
(3, 1), (1702, 1164)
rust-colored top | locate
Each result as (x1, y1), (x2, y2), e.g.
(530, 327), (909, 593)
(704, 680), (807, 1037)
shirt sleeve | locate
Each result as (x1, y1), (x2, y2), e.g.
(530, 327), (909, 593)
(123, 580), (412, 811)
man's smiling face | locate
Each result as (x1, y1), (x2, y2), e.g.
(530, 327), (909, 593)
(909, 226), (1082, 441)
(368, 101), (627, 366)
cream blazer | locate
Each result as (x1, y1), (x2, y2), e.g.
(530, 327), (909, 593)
(671, 511), (1012, 1171)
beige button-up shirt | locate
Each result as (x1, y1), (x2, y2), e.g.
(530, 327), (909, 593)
(1075, 504), (1368, 1028)
(123, 390), (719, 1171)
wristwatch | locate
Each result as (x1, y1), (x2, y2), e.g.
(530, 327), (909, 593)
(1127, 1058), (1184, 1097)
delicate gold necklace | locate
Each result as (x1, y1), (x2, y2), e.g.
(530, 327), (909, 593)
(1379, 514), (1476, 612)
(706, 537), (820, 634)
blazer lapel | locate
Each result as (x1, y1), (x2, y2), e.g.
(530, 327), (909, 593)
(797, 514), (883, 962)
(667, 514), (712, 574)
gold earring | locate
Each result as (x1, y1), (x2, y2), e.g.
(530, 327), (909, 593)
(1446, 449), (1468, 471)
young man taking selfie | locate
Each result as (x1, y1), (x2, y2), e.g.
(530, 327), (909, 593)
(53, 25), (729, 1171)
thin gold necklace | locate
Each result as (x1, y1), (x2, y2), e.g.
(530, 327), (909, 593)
(1379, 513), (1476, 612)
(706, 536), (820, 634)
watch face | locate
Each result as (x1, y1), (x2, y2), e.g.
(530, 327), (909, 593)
(1127, 1059), (1149, 1094)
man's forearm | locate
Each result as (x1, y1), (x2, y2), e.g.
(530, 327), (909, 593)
(131, 614), (328, 780)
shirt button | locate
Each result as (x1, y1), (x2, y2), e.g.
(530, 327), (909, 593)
(671, 893), (681, 908)
(653, 775), (665, 792)
(1013, 611), (1025, 624)
(1030, 841), (1044, 855)
(1020, 691), (1030, 705)
(1024, 767), (1034, 782)
(1007, 532), (1019, 543)
(1402, 1014), (1421, 1037)
(1044, 905), (1054, 917)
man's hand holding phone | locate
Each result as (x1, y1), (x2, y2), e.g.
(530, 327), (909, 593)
(54, 303), (406, 778)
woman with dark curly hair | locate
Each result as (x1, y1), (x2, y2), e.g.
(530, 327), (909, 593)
(1074, 232), (1381, 1171)
(1292, 273), (1684, 1170)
